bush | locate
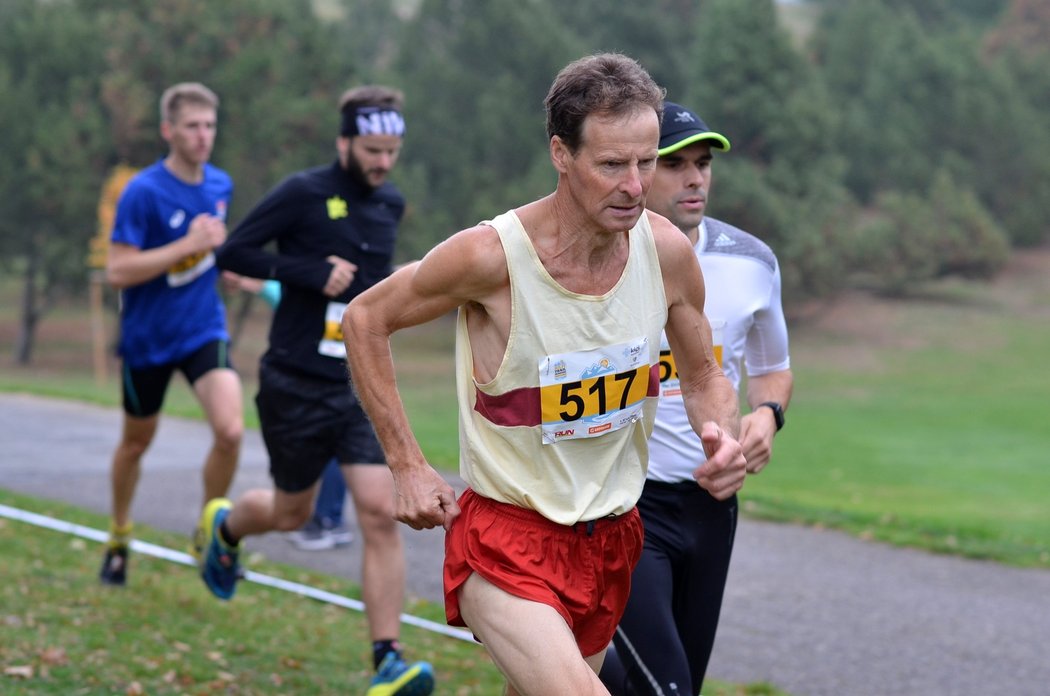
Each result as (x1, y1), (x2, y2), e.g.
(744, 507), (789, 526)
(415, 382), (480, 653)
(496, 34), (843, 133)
(853, 170), (1009, 295)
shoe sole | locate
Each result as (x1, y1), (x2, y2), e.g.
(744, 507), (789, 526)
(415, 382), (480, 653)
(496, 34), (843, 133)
(330, 532), (353, 546)
(366, 662), (435, 696)
(288, 526), (353, 550)
(289, 534), (337, 551)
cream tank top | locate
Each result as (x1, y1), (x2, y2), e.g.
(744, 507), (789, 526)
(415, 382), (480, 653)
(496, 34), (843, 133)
(455, 210), (668, 525)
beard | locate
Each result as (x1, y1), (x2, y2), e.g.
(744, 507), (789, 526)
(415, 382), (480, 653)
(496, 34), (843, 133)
(343, 150), (386, 191)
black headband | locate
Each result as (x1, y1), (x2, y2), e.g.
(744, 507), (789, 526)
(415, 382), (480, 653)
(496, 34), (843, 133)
(340, 106), (405, 138)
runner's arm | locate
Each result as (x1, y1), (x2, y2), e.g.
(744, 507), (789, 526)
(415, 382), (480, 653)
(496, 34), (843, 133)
(740, 368), (793, 473)
(342, 225), (506, 529)
(654, 214), (747, 499)
(740, 257), (793, 472)
(107, 214), (225, 289)
(216, 176), (334, 292)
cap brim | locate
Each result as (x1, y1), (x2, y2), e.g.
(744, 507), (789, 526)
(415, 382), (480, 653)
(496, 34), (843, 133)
(658, 132), (731, 156)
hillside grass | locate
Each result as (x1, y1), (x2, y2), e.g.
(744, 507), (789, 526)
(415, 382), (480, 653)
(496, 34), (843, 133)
(0, 489), (783, 695)
(744, 257), (1050, 568)
(748, 357), (1050, 566)
(0, 489), (503, 695)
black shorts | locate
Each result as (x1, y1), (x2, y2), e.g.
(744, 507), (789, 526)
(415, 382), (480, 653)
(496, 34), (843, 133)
(255, 362), (385, 493)
(122, 340), (233, 417)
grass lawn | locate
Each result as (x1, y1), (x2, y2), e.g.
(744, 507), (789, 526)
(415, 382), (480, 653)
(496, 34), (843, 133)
(743, 256), (1050, 567)
(0, 489), (782, 695)
(0, 490), (503, 695)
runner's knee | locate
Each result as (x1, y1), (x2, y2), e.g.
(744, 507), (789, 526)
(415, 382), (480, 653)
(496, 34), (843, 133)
(272, 506), (312, 532)
(211, 418), (243, 453)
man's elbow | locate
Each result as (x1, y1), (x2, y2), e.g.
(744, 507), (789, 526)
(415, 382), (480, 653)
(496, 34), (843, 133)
(213, 243), (235, 272)
(341, 298), (375, 349)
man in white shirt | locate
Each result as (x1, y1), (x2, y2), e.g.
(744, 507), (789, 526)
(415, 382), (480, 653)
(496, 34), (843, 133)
(601, 100), (794, 696)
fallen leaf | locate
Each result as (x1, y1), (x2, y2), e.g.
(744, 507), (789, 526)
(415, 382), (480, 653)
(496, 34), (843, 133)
(39, 647), (68, 666)
(4, 665), (33, 679)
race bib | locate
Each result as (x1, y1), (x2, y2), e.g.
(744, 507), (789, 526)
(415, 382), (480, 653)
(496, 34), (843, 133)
(167, 251), (215, 287)
(538, 337), (651, 444)
(659, 320), (723, 398)
(318, 302), (348, 358)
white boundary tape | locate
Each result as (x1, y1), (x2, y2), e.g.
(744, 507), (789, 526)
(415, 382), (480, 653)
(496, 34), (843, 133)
(0, 502), (477, 644)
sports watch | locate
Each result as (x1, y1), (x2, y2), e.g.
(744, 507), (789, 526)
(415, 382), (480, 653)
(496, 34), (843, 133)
(758, 401), (785, 432)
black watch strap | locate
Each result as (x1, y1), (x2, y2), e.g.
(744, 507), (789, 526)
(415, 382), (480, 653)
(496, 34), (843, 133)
(758, 401), (785, 431)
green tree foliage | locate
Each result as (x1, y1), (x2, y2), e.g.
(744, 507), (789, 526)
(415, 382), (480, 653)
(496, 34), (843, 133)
(853, 169), (1008, 295)
(814, 1), (933, 202)
(936, 48), (1050, 248)
(392, 0), (578, 258)
(4, 0), (1049, 364)
(815, 0), (1050, 247)
(853, 0), (1007, 26)
(545, 0), (702, 99)
(0, 0), (109, 363)
(1, 0), (361, 363)
(393, 0), (723, 259)
(92, 0), (354, 221)
(318, 0), (404, 77)
(981, 0), (1050, 245)
(926, 169), (1010, 279)
(687, 0), (854, 299)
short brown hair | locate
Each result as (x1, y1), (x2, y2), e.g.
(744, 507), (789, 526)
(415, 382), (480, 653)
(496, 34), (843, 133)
(159, 82), (219, 125)
(545, 53), (665, 153)
(339, 85), (404, 114)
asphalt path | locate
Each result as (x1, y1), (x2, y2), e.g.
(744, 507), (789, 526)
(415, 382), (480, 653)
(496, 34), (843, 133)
(2, 393), (1048, 696)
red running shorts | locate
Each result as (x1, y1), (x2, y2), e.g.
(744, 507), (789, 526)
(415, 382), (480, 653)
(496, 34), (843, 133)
(444, 488), (643, 656)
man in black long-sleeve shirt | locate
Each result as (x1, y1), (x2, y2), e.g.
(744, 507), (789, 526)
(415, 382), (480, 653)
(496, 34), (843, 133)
(203, 85), (435, 696)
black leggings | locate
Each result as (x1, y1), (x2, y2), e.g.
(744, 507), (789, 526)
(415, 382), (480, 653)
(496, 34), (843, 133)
(600, 480), (737, 696)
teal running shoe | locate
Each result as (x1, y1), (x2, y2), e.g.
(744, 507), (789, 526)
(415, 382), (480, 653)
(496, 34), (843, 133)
(198, 498), (240, 600)
(365, 652), (435, 696)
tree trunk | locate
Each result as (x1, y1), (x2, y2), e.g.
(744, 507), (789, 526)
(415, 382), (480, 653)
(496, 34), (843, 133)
(15, 242), (40, 366)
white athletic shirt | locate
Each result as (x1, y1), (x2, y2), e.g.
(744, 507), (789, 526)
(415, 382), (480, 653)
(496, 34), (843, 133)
(456, 210), (667, 524)
(647, 217), (791, 483)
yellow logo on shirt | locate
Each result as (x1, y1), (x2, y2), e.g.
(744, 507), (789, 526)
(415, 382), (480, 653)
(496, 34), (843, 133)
(326, 196), (348, 220)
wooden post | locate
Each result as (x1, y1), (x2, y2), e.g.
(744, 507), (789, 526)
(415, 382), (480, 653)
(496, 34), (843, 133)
(91, 164), (138, 387)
